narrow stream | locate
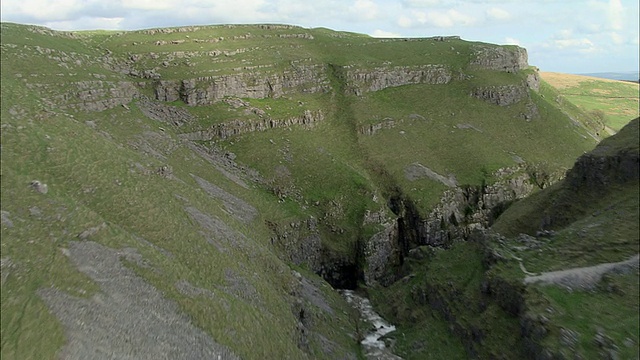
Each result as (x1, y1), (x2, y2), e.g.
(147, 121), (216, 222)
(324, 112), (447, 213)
(341, 290), (403, 360)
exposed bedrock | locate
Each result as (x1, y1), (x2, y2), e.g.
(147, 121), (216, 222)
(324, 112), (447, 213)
(471, 72), (540, 108)
(567, 144), (640, 190)
(30, 80), (141, 112)
(471, 84), (530, 106)
(154, 64), (331, 105)
(179, 110), (325, 140)
(470, 45), (529, 73)
(342, 65), (452, 96)
(362, 166), (535, 286)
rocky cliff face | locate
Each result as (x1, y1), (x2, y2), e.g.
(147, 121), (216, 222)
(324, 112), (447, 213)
(537, 118), (639, 231)
(268, 218), (323, 273)
(363, 222), (400, 287)
(471, 72), (540, 106)
(30, 80), (141, 112)
(421, 166), (535, 247)
(30, 43), (529, 112)
(346, 149), (545, 288)
(471, 84), (530, 106)
(470, 45), (529, 73)
(343, 65), (452, 96)
(566, 123), (639, 190)
(154, 64), (331, 105)
(179, 110), (325, 140)
(364, 166), (536, 286)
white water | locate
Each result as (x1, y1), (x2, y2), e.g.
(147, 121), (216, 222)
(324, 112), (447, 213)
(341, 290), (403, 360)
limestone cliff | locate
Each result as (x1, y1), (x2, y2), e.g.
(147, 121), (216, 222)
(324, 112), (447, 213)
(30, 80), (141, 112)
(179, 110), (325, 140)
(154, 64), (331, 105)
(420, 166), (535, 247)
(566, 119), (639, 190)
(470, 45), (529, 73)
(363, 222), (400, 287)
(343, 65), (452, 96)
(471, 84), (529, 106)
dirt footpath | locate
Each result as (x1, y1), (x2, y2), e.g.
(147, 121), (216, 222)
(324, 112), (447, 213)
(524, 254), (639, 290)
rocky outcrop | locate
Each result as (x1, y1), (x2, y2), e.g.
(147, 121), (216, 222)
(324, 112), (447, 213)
(32, 81), (140, 112)
(470, 45), (528, 73)
(138, 98), (194, 127)
(364, 222), (400, 286)
(404, 163), (458, 187)
(154, 64), (331, 105)
(526, 72), (540, 92)
(566, 119), (639, 190)
(470, 73), (540, 119)
(267, 218), (323, 273)
(191, 174), (258, 223)
(343, 65), (452, 95)
(421, 166), (535, 246)
(358, 118), (398, 135)
(179, 110), (324, 140)
(568, 149), (639, 190)
(471, 84), (529, 106)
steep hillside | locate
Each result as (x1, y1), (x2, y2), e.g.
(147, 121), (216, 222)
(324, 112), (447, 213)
(0, 22), (624, 359)
(490, 118), (639, 359)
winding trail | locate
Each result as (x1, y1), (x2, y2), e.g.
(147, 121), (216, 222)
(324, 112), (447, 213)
(524, 254), (639, 290)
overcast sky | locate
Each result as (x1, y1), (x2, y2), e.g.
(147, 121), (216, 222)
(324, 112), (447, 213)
(2, 0), (638, 74)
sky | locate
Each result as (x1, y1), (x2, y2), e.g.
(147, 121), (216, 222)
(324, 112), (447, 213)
(1, 0), (638, 74)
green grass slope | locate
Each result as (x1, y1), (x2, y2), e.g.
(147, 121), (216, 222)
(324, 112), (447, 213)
(1, 23), (361, 359)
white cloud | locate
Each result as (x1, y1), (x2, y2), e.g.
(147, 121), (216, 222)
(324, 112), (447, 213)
(609, 32), (624, 44)
(541, 28), (600, 54)
(398, 16), (413, 28)
(557, 28), (573, 39)
(401, 0), (441, 8)
(553, 38), (594, 49)
(120, 0), (174, 11)
(608, 0), (624, 30)
(46, 17), (124, 31)
(371, 29), (401, 38)
(504, 37), (520, 46)
(414, 9), (477, 28)
(486, 7), (510, 20)
(2, 0), (85, 21)
(350, 0), (379, 21)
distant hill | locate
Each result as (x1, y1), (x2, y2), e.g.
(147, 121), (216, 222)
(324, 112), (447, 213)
(579, 71), (639, 82)
(541, 72), (639, 132)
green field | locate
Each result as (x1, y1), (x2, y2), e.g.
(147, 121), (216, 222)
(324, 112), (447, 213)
(541, 72), (639, 133)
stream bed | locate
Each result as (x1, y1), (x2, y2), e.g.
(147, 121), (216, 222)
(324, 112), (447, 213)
(341, 290), (403, 360)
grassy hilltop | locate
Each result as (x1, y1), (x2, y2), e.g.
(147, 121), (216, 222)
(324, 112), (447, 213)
(1, 22), (637, 359)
